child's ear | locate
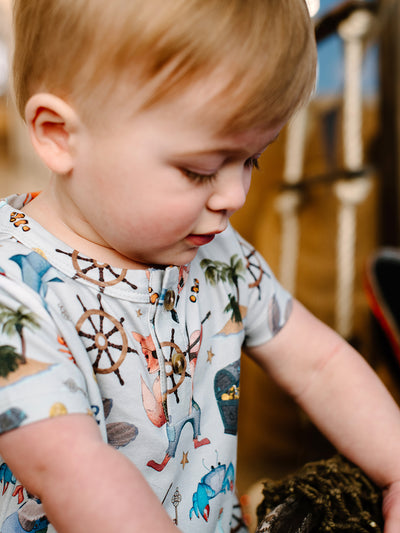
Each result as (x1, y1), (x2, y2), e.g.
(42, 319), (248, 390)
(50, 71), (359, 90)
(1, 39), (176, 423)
(25, 93), (81, 175)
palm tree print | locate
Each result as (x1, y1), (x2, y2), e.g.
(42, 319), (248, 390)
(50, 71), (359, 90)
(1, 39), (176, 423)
(0, 345), (24, 378)
(200, 255), (245, 323)
(0, 305), (40, 364)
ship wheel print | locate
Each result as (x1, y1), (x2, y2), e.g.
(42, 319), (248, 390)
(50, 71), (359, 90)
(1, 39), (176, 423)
(239, 240), (270, 298)
(76, 294), (137, 385)
(56, 249), (138, 292)
(160, 329), (190, 403)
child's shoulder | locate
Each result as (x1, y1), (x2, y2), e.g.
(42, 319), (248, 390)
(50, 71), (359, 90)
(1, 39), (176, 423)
(0, 194), (60, 295)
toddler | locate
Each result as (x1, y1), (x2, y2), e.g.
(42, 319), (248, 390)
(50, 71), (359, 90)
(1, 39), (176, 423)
(0, 1), (399, 532)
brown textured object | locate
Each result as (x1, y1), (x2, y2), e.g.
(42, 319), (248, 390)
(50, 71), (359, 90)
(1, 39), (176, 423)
(256, 455), (383, 532)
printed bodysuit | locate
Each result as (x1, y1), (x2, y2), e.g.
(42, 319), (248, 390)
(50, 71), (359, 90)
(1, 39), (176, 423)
(0, 193), (292, 533)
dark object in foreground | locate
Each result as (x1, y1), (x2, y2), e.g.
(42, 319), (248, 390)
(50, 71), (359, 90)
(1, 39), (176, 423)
(365, 248), (400, 371)
(256, 455), (383, 532)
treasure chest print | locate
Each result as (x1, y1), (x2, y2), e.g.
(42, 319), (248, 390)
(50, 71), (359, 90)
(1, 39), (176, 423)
(214, 360), (241, 436)
(135, 317), (211, 472)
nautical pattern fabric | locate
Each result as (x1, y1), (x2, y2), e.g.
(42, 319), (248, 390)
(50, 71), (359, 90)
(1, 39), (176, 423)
(0, 193), (291, 533)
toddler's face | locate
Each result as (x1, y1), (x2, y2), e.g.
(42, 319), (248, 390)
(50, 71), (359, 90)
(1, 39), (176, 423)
(65, 83), (282, 268)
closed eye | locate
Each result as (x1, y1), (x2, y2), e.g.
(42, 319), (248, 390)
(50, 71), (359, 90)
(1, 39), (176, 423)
(180, 168), (217, 184)
(181, 156), (260, 183)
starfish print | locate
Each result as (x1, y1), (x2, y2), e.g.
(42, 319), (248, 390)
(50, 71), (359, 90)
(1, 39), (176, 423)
(181, 451), (189, 469)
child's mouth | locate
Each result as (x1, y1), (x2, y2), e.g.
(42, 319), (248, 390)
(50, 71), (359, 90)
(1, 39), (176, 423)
(186, 234), (215, 246)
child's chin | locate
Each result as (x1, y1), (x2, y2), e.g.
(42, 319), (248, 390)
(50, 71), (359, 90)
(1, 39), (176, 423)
(168, 249), (199, 267)
(147, 252), (198, 269)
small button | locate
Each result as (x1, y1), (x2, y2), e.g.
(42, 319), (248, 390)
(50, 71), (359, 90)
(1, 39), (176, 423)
(164, 289), (176, 311)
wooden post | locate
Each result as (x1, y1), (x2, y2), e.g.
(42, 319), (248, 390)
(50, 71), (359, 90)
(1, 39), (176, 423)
(378, 0), (400, 244)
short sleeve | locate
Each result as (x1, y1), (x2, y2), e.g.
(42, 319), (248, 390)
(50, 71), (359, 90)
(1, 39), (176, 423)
(0, 274), (92, 434)
(239, 236), (293, 348)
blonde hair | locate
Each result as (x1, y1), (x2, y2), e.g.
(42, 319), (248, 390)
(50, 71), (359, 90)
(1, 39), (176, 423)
(12, 0), (317, 131)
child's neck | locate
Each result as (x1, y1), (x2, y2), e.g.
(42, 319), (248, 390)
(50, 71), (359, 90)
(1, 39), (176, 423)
(22, 189), (150, 271)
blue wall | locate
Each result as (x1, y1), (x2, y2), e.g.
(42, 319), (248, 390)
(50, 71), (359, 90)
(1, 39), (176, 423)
(315, 0), (378, 96)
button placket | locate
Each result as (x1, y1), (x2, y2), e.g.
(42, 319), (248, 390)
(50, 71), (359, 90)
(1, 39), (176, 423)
(153, 268), (192, 421)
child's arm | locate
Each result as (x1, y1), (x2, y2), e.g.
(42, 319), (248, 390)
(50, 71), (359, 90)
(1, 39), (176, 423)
(0, 414), (178, 533)
(245, 299), (400, 532)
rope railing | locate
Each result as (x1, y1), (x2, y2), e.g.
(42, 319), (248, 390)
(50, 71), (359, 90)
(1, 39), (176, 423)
(275, 0), (377, 339)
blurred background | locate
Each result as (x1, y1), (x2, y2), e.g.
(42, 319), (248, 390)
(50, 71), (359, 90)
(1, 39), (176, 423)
(0, 0), (49, 194)
(231, 2), (400, 527)
(1, 0), (400, 529)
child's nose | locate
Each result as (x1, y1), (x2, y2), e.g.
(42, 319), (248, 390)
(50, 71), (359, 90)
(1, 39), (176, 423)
(207, 169), (250, 215)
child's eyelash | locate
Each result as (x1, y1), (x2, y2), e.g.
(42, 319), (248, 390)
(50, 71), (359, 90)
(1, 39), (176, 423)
(181, 157), (260, 183)
(245, 157), (260, 170)
(181, 168), (217, 183)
